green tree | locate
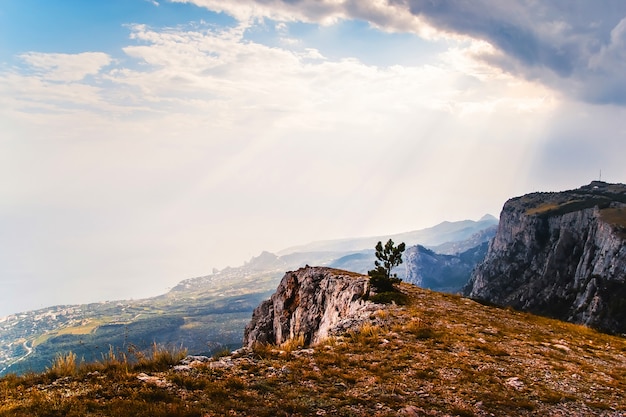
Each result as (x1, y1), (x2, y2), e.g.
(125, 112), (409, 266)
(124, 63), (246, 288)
(368, 239), (406, 292)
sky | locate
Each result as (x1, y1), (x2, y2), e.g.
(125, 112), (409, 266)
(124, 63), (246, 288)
(1, 0), (626, 316)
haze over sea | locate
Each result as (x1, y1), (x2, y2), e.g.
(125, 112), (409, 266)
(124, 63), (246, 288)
(2, 1), (626, 316)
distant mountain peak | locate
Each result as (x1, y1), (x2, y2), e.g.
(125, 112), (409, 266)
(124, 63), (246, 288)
(479, 214), (498, 222)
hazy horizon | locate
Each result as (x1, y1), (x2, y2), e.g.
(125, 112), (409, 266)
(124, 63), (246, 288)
(2, 1), (626, 316)
(1, 213), (497, 317)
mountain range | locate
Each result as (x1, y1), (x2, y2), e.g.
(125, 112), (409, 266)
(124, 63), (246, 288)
(0, 215), (496, 376)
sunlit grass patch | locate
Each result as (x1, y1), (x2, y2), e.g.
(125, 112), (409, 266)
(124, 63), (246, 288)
(526, 202), (562, 215)
(279, 335), (306, 353)
(600, 207), (626, 228)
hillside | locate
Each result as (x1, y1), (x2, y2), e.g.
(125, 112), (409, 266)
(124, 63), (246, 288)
(1, 278), (625, 417)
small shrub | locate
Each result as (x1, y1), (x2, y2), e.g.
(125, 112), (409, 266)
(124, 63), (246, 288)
(318, 336), (338, 348)
(370, 291), (408, 305)
(96, 345), (130, 375)
(586, 401), (612, 410)
(414, 367), (437, 380)
(369, 270), (402, 293)
(474, 344), (510, 356)
(251, 380), (276, 393)
(359, 323), (380, 338)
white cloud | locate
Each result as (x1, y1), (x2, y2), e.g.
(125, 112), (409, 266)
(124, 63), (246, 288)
(171, 0), (435, 35)
(18, 52), (112, 82)
(173, 0), (626, 105)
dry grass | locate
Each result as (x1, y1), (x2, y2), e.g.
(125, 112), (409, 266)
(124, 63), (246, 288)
(280, 335), (306, 353)
(47, 351), (78, 378)
(2, 284), (625, 416)
(525, 202), (562, 215)
(132, 342), (188, 372)
(600, 207), (626, 228)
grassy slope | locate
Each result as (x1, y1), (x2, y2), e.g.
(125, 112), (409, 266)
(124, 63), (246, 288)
(1, 283), (625, 417)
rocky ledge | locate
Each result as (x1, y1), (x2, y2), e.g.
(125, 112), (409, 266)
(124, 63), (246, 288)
(243, 266), (379, 347)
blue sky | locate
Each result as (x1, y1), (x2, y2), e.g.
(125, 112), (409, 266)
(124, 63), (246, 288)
(1, 1), (231, 53)
(2, 0), (626, 316)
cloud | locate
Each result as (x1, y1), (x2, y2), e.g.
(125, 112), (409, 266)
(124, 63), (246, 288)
(2, 19), (558, 147)
(18, 52), (112, 82)
(175, 0), (626, 105)
(170, 0), (431, 33)
(398, 0), (626, 105)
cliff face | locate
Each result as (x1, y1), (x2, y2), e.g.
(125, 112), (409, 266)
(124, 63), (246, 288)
(403, 242), (489, 293)
(243, 267), (374, 347)
(464, 182), (626, 333)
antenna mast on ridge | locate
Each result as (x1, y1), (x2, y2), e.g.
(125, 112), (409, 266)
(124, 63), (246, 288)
(599, 169), (602, 182)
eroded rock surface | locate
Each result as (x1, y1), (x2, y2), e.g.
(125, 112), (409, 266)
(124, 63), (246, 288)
(464, 181), (626, 333)
(243, 266), (375, 347)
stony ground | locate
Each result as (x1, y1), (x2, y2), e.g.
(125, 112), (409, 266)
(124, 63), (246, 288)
(1, 283), (625, 416)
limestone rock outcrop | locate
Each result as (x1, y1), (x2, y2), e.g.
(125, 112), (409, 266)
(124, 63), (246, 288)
(243, 266), (375, 347)
(464, 181), (626, 333)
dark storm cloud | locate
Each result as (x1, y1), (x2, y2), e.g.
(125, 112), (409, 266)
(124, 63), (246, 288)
(396, 0), (626, 105)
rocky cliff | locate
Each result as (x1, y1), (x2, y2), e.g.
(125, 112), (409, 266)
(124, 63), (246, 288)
(464, 181), (626, 334)
(403, 242), (489, 293)
(243, 266), (376, 347)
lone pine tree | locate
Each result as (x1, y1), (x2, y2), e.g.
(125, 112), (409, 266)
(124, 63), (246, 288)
(368, 239), (406, 292)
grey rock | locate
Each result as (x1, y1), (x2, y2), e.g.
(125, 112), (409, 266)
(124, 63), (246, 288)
(464, 181), (626, 333)
(180, 355), (211, 365)
(243, 266), (372, 347)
